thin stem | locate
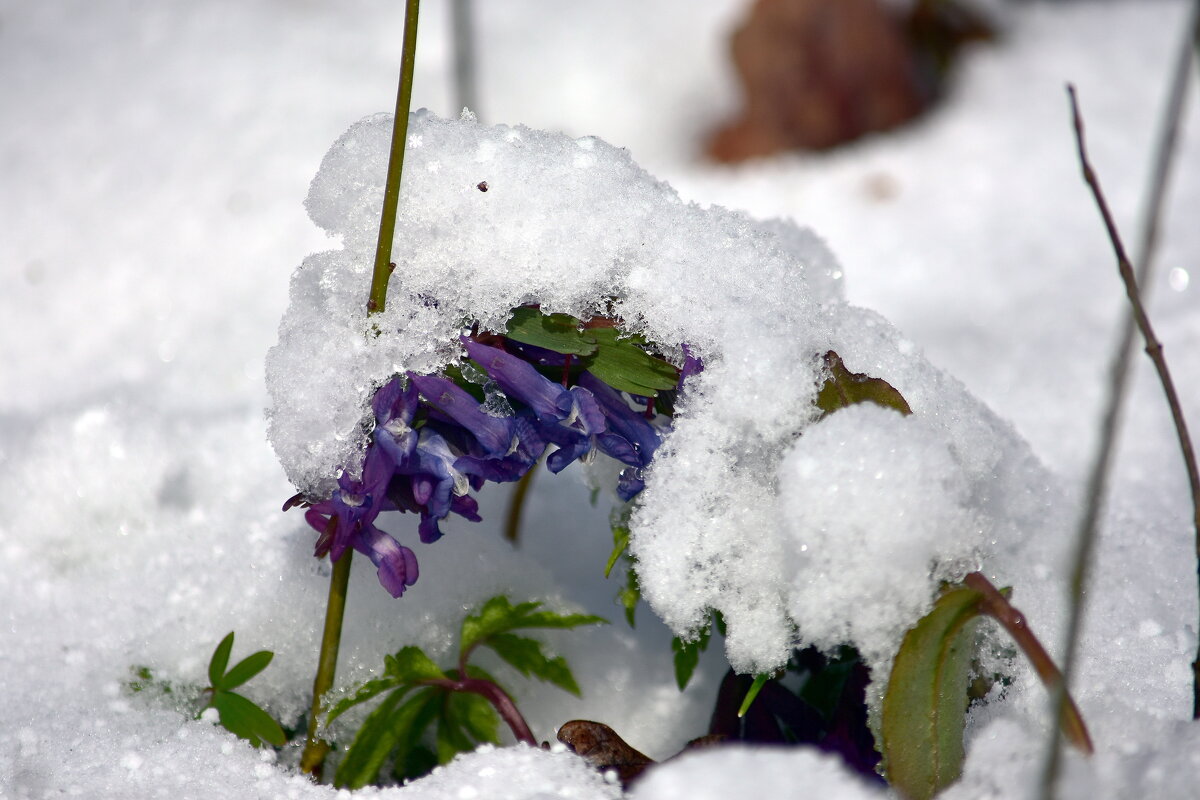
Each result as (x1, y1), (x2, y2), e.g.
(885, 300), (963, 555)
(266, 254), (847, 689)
(963, 573), (1092, 754)
(367, 0), (422, 315)
(301, 1), (423, 778)
(1119, 1), (1200, 715)
(503, 463), (537, 544)
(424, 677), (537, 745)
(1071, 81), (1200, 696)
(300, 551), (354, 778)
(1041, 85), (1200, 799)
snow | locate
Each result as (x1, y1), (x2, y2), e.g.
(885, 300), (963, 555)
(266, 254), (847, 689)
(4, 0), (1200, 798)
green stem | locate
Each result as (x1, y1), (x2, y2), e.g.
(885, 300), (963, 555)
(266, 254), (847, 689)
(300, 551), (354, 778)
(503, 462), (537, 544)
(367, 0), (422, 315)
(301, 2), (422, 778)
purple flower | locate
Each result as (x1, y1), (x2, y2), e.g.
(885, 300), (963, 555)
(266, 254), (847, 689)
(355, 525), (419, 597)
(462, 338), (572, 419)
(409, 374), (516, 458)
(288, 320), (687, 599)
(576, 371), (663, 468)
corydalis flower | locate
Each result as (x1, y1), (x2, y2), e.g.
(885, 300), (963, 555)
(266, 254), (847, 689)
(287, 311), (700, 597)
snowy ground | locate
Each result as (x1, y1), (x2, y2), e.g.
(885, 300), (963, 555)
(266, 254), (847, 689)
(3, 0), (1200, 797)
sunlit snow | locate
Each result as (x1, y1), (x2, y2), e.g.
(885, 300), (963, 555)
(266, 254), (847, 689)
(3, 1), (1199, 798)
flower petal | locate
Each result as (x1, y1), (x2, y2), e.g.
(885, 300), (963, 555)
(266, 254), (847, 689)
(410, 374), (515, 457)
(354, 526), (419, 597)
(463, 338), (573, 419)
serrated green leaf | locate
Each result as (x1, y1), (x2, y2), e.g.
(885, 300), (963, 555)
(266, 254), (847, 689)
(581, 327), (680, 395)
(504, 306), (597, 356)
(385, 646), (447, 683)
(221, 650), (273, 691)
(390, 690), (444, 783)
(211, 690), (286, 748)
(672, 621), (712, 691)
(461, 596), (537, 654)
(208, 632), (235, 689)
(447, 691), (500, 745)
(881, 584), (982, 800)
(815, 351), (912, 418)
(605, 525), (630, 578)
(326, 677), (405, 724)
(435, 701), (476, 764)
(335, 687), (439, 789)
(484, 633), (582, 697)
(461, 596), (607, 657)
(393, 744), (439, 785)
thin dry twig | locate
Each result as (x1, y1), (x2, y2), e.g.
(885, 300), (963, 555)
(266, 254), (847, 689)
(1040, 84), (1200, 799)
(1111, 0), (1200, 722)
(1069, 82), (1200, 696)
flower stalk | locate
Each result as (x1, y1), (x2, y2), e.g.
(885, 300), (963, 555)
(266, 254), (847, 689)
(301, 0), (422, 778)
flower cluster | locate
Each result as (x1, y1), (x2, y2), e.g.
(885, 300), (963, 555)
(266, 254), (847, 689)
(288, 319), (699, 597)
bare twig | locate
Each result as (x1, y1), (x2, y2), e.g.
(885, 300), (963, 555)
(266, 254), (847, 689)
(1040, 84), (1200, 799)
(1071, 80), (1200, 702)
(1102, 0), (1200, 719)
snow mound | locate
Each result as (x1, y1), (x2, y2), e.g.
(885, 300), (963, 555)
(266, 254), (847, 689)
(630, 744), (885, 799)
(267, 111), (1058, 677)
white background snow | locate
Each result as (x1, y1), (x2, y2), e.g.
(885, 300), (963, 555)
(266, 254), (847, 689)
(3, 0), (1200, 797)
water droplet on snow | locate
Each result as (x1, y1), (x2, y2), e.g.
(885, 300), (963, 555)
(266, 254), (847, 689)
(1169, 267), (1189, 292)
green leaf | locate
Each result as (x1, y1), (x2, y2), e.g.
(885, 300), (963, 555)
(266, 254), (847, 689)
(795, 646), (859, 722)
(208, 632), (235, 689)
(880, 584), (983, 800)
(389, 690), (444, 783)
(605, 525), (630, 578)
(815, 351), (912, 418)
(384, 646), (448, 683)
(326, 677), (404, 724)
(221, 650), (273, 691)
(672, 621), (712, 691)
(737, 673), (771, 718)
(335, 687), (438, 789)
(460, 596), (607, 657)
(503, 306), (597, 356)
(484, 632), (582, 697)
(435, 700), (476, 764)
(392, 744), (439, 785)
(618, 566), (641, 628)
(211, 690), (287, 748)
(446, 690), (500, 746)
(581, 327), (680, 395)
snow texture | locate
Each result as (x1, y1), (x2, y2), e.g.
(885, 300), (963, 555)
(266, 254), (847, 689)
(5, 0), (1200, 798)
(269, 110), (1051, 682)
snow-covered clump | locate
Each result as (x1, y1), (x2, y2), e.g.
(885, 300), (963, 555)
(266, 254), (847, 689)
(266, 110), (1058, 682)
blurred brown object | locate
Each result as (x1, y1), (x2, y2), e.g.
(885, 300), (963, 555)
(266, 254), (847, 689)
(708, 0), (993, 161)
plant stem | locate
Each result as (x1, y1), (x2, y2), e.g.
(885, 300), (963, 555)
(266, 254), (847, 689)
(427, 677), (538, 745)
(963, 573), (1092, 754)
(367, 0), (422, 315)
(503, 463), (537, 544)
(300, 552), (354, 778)
(301, 1), (423, 778)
